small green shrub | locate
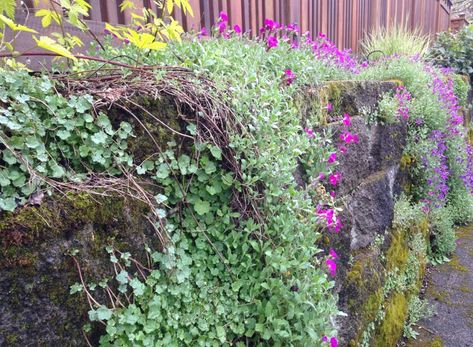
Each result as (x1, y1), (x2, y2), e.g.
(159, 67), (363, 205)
(447, 181), (473, 224)
(403, 296), (435, 339)
(392, 195), (424, 231)
(429, 25), (473, 78)
(430, 207), (456, 263)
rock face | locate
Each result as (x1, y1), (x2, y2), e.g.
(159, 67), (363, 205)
(307, 81), (427, 346)
(0, 194), (157, 346)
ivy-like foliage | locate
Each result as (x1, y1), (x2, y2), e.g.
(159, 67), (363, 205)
(0, 69), (133, 211)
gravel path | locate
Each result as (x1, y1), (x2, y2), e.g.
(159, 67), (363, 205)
(407, 224), (473, 347)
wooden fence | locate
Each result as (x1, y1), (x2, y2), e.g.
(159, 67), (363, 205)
(19, 0), (452, 52)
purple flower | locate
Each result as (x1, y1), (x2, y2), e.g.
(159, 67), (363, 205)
(328, 152), (337, 164)
(305, 127), (314, 138)
(326, 258), (337, 277)
(284, 69), (295, 85)
(342, 113), (351, 126)
(329, 172), (342, 186)
(395, 86), (411, 120)
(329, 248), (338, 259)
(218, 21), (227, 33)
(199, 27), (208, 37)
(326, 103), (333, 112)
(340, 131), (359, 144)
(233, 24), (241, 34)
(219, 11), (228, 22)
(264, 18), (276, 30)
(267, 35), (278, 48)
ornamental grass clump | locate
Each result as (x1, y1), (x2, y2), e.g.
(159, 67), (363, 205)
(361, 24), (431, 59)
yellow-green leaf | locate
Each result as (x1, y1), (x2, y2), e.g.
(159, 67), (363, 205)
(0, 0), (15, 19)
(120, 0), (136, 12)
(0, 14), (38, 33)
(166, 0), (174, 14)
(33, 36), (77, 61)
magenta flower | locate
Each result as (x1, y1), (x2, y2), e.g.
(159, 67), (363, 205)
(318, 172), (326, 181)
(326, 258), (337, 277)
(264, 18), (276, 30)
(328, 152), (337, 164)
(219, 11), (228, 22)
(317, 207), (342, 233)
(267, 35), (278, 48)
(338, 144), (347, 154)
(234, 24), (242, 34)
(218, 21), (227, 33)
(305, 127), (314, 138)
(198, 27), (208, 38)
(342, 113), (351, 126)
(284, 69), (296, 85)
(329, 248), (338, 259)
(330, 191), (336, 198)
(326, 103), (333, 112)
(329, 172), (341, 186)
(340, 131), (359, 144)
(331, 216), (342, 233)
(322, 336), (339, 347)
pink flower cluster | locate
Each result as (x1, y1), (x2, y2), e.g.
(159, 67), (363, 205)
(317, 206), (343, 233)
(322, 335), (339, 347)
(315, 112), (359, 234)
(202, 13), (359, 73)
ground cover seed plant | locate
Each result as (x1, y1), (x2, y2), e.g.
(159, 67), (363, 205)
(0, 3), (472, 346)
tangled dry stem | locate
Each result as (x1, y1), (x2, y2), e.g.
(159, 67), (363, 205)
(55, 67), (263, 228)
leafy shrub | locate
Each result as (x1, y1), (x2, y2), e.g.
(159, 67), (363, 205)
(430, 207), (456, 263)
(447, 181), (473, 224)
(361, 24), (431, 59)
(429, 25), (473, 77)
(403, 296), (435, 339)
(392, 194), (424, 231)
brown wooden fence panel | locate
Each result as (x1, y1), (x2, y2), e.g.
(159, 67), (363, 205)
(17, 0), (452, 52)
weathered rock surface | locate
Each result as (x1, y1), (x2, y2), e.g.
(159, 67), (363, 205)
(0, 195), (156, 346)
(303, 81), (423, 346)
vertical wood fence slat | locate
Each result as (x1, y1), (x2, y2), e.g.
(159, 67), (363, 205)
(18, 0), (452, 52)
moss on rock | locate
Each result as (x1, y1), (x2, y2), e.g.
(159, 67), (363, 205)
(375, 292), (408, 346)
(385, 229), (409, 272)
(0, 192), (157, 345)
